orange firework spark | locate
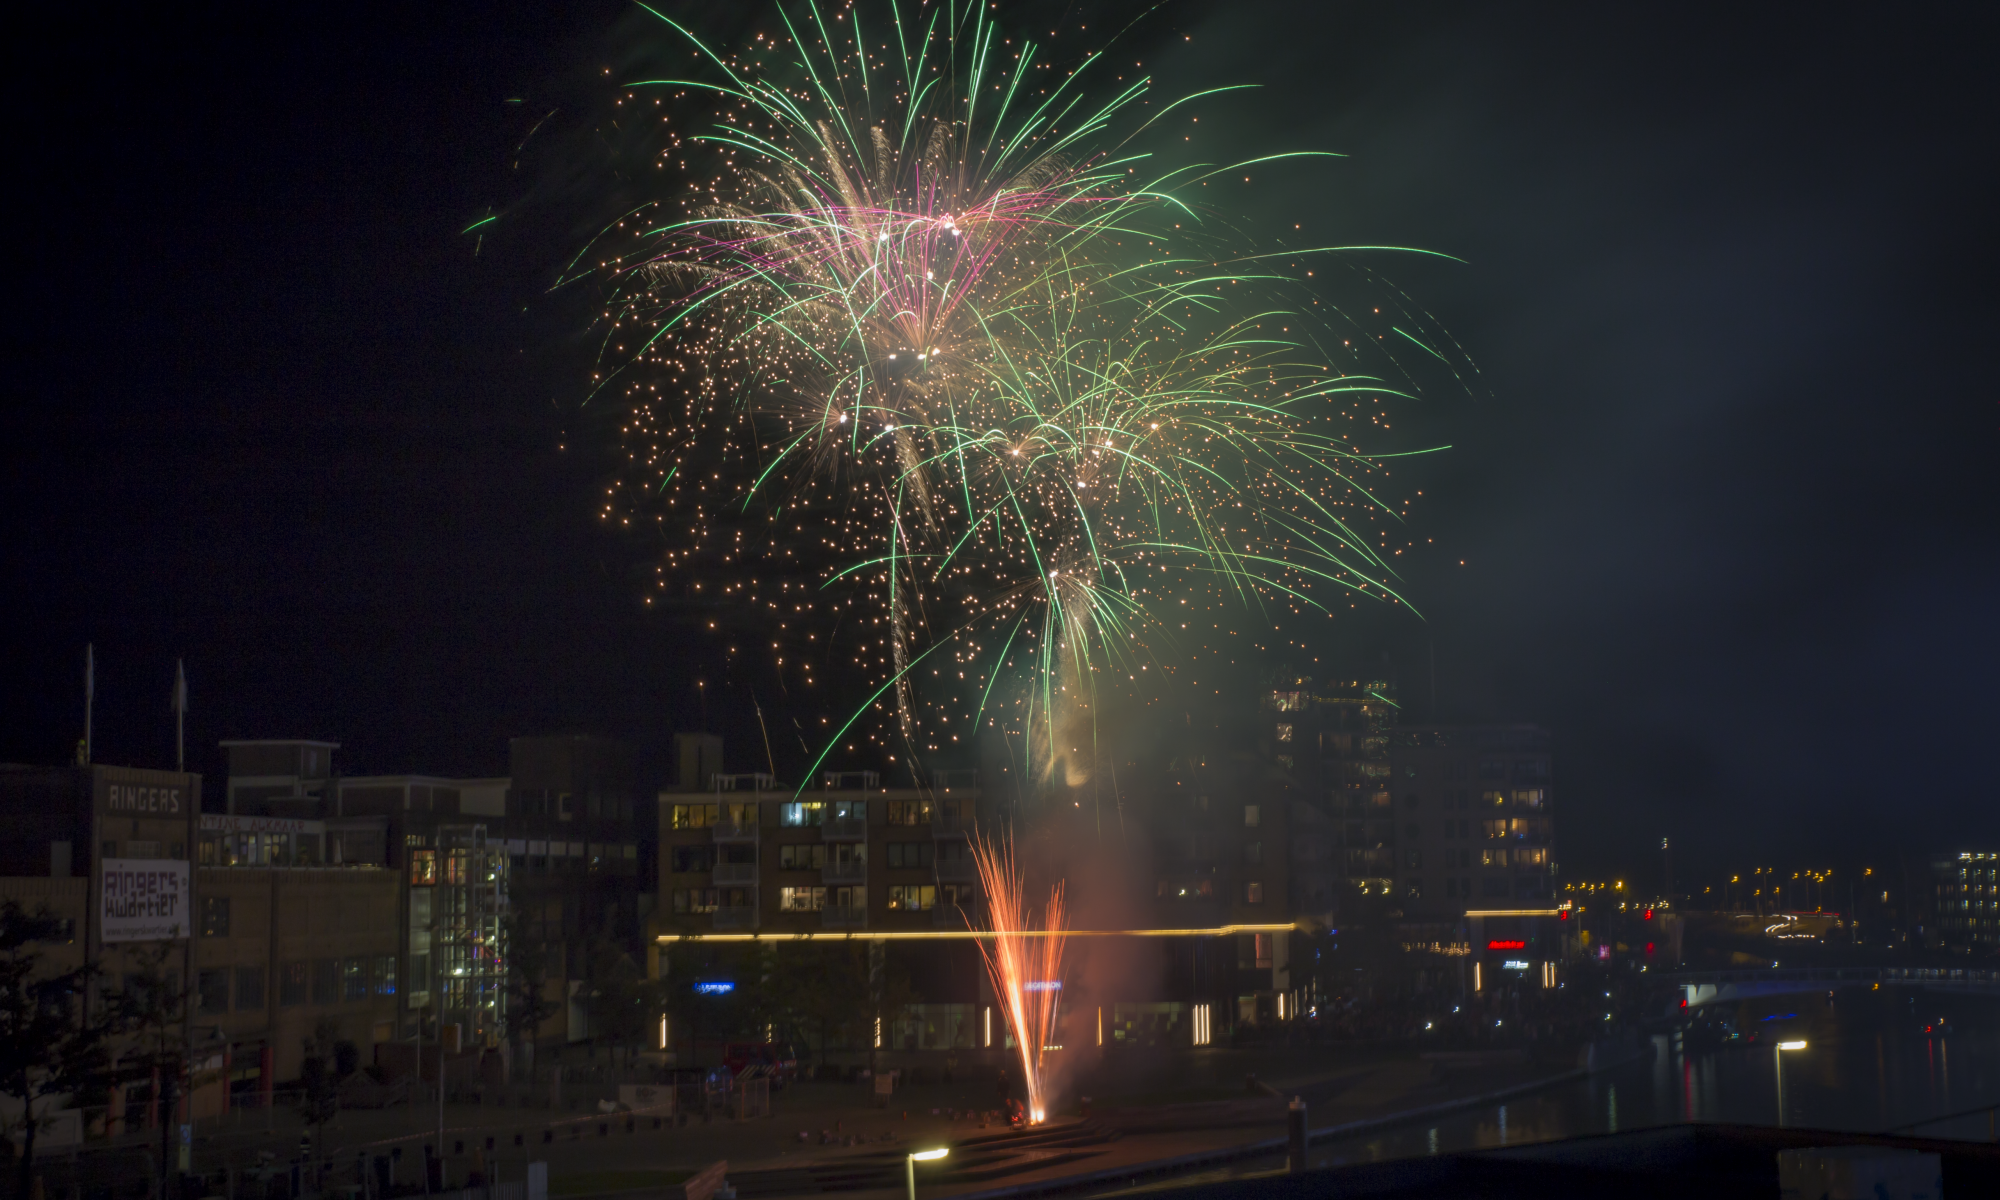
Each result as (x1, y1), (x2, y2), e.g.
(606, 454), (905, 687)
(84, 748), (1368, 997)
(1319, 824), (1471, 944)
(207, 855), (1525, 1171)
(971, 835), (1067, 1124)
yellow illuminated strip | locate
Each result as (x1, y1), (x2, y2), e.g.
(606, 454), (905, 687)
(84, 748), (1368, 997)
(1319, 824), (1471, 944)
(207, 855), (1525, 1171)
(1462, 909), (1565, 918)
(654, 922), (1298, 944)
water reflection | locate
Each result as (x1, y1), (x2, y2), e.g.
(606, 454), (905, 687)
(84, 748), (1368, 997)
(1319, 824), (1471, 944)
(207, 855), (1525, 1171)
(1087, 990), (2000, 1194)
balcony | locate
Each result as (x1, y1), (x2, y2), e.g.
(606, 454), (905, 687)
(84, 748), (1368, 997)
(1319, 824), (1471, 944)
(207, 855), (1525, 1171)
(931, 813), (969, 838)
(936, 859), (977, 883)
(713, 906), (757, 931)
(933, 904), (975, 929)
(823, 859), (868, 884)
(712, 821), (758, 844)
(823, 817), (868, 842)
(822, 905), (867, 929)
(713, 862), (758, 886)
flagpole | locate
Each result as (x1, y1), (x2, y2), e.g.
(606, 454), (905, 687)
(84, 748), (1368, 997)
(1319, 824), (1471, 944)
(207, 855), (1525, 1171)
(84, 644), (94, 766)
(173, 659), (187, 773)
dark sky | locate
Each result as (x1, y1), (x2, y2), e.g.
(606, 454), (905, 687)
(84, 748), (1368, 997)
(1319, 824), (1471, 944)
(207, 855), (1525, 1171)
(8, 2), (1996, 882)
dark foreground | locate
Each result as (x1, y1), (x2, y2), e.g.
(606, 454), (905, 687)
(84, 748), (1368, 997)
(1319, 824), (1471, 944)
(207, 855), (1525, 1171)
(1113, 1124), (1996, 1200)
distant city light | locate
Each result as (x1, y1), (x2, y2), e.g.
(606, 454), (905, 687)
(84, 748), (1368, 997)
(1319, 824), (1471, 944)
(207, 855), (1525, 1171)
(1022, 981), (1062, 992)
(694, 981), (735, 995)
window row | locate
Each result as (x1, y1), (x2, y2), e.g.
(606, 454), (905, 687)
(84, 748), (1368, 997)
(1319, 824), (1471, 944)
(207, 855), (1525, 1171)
(667, 798), (972, 830)
(666, 841), (973, 873)
(197, 955), (397, 1014)
(1410, 847), (1550, 870)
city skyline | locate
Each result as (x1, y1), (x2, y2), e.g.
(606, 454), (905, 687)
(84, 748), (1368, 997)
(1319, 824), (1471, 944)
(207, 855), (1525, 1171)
(8, 0), (1997, 884)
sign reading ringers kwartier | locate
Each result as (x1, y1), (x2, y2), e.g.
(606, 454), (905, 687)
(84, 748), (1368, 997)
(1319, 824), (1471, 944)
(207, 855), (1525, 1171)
(100, 858), (190, 941)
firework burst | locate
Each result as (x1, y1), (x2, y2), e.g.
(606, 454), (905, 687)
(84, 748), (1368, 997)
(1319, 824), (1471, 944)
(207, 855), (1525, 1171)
(575, 0), (1468, 789)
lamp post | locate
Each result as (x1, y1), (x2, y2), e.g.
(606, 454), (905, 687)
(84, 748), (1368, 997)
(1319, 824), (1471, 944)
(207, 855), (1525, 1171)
(906, 1148), (948, 1200)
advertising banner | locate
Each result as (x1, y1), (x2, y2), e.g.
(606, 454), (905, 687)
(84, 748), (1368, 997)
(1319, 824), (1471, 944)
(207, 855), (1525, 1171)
(100, 858), (190, 942)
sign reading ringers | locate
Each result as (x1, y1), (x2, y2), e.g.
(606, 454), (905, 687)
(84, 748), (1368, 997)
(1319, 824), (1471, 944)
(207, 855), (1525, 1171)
(100, 858), (190, 942)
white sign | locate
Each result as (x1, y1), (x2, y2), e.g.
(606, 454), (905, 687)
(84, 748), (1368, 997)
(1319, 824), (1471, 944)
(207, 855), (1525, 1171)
(101, 859), (190, 942)
(200, 814), (320, 835)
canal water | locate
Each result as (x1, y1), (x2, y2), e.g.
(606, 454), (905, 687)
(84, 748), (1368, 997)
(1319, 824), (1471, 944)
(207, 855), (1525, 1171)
(1089, 988), (2000, 1192)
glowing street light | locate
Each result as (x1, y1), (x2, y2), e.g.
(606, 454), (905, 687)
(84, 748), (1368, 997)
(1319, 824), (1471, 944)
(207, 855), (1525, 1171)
(1774, 1039), (1808, 1125)
(906, 1148), (949, 1200)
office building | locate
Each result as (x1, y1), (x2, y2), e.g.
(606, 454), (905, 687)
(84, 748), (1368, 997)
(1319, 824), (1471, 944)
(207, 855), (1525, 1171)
(0, 761), (399, 1105)
(219, 735), (647, 1049)
(1930, 852), (2000, 949)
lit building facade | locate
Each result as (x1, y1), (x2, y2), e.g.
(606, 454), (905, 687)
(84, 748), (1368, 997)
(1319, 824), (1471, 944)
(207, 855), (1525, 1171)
(1930, 852), (2000, 949)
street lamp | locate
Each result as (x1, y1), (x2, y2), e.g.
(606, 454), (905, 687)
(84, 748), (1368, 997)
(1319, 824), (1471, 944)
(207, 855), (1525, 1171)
(906, 1148), (949, 1200)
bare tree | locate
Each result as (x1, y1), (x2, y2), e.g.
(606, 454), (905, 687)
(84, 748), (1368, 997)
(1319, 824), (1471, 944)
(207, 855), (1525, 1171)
(0, 902), (114, 1200)
(106, 944), (194, 1200)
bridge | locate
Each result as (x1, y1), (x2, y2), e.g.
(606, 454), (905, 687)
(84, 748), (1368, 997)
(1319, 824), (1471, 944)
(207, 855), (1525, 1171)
(1673, 966), (2000, 1007)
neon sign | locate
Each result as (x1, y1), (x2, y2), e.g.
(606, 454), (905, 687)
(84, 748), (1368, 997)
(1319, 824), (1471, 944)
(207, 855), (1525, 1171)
(1487, 939), (1526, 951)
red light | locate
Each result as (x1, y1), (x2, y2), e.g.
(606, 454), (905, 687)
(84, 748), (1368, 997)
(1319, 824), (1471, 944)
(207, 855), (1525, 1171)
(1645, 942), (1655, 954)
(1487, 939), (1526, 951)
(1644, 909), (1654, 920)
(1559, 910), (1569, 920)
(1680, 998), (1687, 1008)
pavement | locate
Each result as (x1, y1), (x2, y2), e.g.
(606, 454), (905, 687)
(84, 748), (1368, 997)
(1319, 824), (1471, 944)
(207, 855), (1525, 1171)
(44, 1042), (1595, 1199)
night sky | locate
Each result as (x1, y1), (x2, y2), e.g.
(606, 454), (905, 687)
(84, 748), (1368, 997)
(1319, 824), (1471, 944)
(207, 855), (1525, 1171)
(8, 2), (1996, 882)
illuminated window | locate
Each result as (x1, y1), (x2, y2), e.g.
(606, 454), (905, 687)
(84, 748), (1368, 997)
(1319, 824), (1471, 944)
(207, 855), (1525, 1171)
(342, 958), (367, 1002)
(780, 886), (826, 911)
(887, 884), (936, 911)
(409, 850), (437, 886)
(200, 897), (230, 938)
(1482, 848), (1510, 868)
(1511, 789), (1546, 809)
(1274, 723), (1293, 743)
(781, 801), (826, 827)
(671, 804), (719, 829)
(1243, 805), (1260, 828)
(1244, 881), (1265, 904)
